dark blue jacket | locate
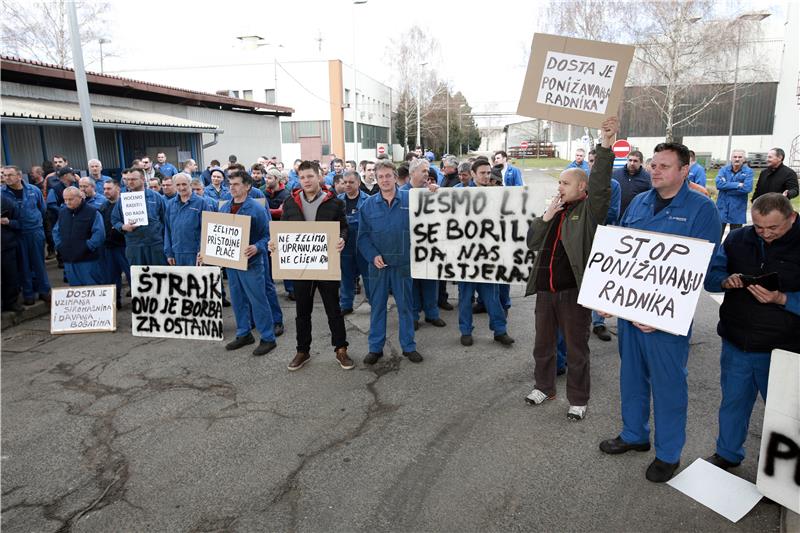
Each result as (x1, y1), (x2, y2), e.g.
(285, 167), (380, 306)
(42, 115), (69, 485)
(54, 201), (105, 263)
(338, 190), (369, 253)
(111, 188), (167, 247)
(1, 192), (20, 251)
(2, 183), (46, 233)
(615, 165), (652, 218)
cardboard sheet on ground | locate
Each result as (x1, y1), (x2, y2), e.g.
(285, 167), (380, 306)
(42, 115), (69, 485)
(131, 265), (223, 341)
(120, 190), (148, 226)
(200, 211), (251, 271)
(409, 187), (537, 284)
(517, 33), (635, 128)
(667, 459), (762, 522)
(50, 285), (116, 334)
(577, 225), (714, 336)
(270, 221), (341, 280)
(757, 349), (800, 513)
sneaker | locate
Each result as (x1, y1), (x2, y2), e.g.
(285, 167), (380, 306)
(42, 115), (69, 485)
(341, 308), (354, 316)
(425, 317), (446, 327)
(646, 458), (680, 483)
(288, 351), (310, 371)
(226, 333), (255, 351)
(567, 405), (587, 420)
(252, 340), (277, 356)
(593, 325), (612, 341)
(493, 333), (515, 346)
(460, 335), (474, 346)
(525, 389), (555, 405)
(705, 453), (741, 470)
(273, 323), (285, 337)
(364, 351), (383, 365)
(335, 347), (355, 370)
(438, 301), (454, 311)
(403, 351), (423, 363)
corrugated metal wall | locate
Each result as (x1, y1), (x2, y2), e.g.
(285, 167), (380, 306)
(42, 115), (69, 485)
(1, 124), (45, 169)
(187, 108), (281, 165)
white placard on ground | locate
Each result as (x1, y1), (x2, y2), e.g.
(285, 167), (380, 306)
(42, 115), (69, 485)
(667, 459), (762, 523)
(577, 225), (715, 336)
(120, 190), (149, 226)
(50, 285), (116, 334)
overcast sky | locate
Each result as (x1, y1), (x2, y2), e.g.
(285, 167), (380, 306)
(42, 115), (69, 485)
(100, 0), (788, 127)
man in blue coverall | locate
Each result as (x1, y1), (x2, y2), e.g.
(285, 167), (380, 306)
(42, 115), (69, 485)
(703, 193), (799, 472)
(402, 158), (446, 331)
(715, 149), (753, 239)
(338, 170), (370, 314)
(456, 159), (515, 348)
(53, 187), (105, 286)
(219, 172), (277, 357)
(687, 150), (706, 188)
(1, 165), (51, 305)
(112, 168), (168, 266)
(164, 173), (212, 267)
(357, 161), (423, 364)
(599, 142), (721, 483)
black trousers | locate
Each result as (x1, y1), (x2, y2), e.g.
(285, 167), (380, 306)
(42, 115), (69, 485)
(294, 279), (348, 353)
(1, 245), (20, 310)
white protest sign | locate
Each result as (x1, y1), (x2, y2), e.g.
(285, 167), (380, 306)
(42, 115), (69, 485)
(50, 285), (116, 334)
(757, 349), (800, 513)
(536, 51), (617, 114)
(200, 211), (251, 270)
(270, 221), (341, 281)
(277, 233), (329, 270)
(577, 225), (715, 336)
(206, 223), (243, 262)
(409, 187), (538, 284)
(131, 266), (223, 341)
(120, 191), (148, 226)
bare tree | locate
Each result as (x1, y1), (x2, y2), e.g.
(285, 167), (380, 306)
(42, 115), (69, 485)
(1, 0), (112, 68)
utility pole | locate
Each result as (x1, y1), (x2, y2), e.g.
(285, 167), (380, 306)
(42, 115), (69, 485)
(68, 1), (98, 161)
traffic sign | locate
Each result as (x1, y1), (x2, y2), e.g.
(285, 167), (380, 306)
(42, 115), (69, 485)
(520, 140), (529, 150)
(377, 144), (386, 155)
(612, 139), (631, 159)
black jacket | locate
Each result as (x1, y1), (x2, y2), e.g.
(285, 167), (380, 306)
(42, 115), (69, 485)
(718, 215), (800, 353)
(1, 193), (20, 251)
(281, 187), (348, 242)
(752, 163), (799, 201)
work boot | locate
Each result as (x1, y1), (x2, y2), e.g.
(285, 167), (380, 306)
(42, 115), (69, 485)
(494, 333), (515, 346)
(425, 317), (446, 327)
(335, 347), (355, 370)
(252, 340), (277, 356)
(403, 351), (423, 363)
(593, 325), (612, 341)
(273, 323), (285, 337)
(599, 436), (651, 455)
(364, 351), (383, 365)
(288, 351), (310, 371)
(646, 458), (680, 483)
(472, 303), (486, 314)
(341, 308), (354, 316)
(706, 453), (741, 470)
(438, 301), (454, 311)
(460, 335), (474, 346)
(226, 333), (255, 351)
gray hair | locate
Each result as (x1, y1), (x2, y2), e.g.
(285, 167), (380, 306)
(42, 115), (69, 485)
(458, 162), (472, 174)
(409, 157), (429, 174)
(443, 155), (458, 169)
(87, 158), (102, 167)
(173, 172), (192, 183)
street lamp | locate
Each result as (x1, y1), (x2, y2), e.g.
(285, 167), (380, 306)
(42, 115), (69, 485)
(98, 38), (110, 74)
(236, 35), (283, 102)
(416, 61), (428, 150)
(352, 0), (367, 161)
(725, 12), (770, 159)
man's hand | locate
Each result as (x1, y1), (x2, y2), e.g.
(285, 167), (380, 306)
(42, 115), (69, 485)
(783, 190), (790, 197)
(427, 183), (439, 193)
(0, 217), (9, 225)
(196, 253), (203, 266)
(374, 255), (386, 269)
(597, 311), (614, 319)
(268, 240), (277, 254)
(721, 274), (743, 289)
(337, 237), (345, 252)
(747, 285), (787, 305)
(244, 244), (258, 258)
(122, 223), (138, 232)
(167, 257), (176, 266)
(633, 321), (657, 333)
(542, 194), (564, 222)
(599, 116), (619, 148)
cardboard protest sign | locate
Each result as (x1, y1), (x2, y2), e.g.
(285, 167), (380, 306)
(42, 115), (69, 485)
(200, 211), (251, 271)
(577, 225), (715, 336)
(131, 265), (223, 341)
(218, 198), (266, 210)
(517, 33), (635, 128)
(409, 187), (538, 284)
(120, 191), (148, 226)
(50, 285), (116, 334)
(270, 221), (341, 281)
(757, 349), (800, 513)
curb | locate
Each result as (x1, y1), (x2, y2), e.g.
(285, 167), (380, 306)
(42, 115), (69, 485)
(1, 301), (49, 330)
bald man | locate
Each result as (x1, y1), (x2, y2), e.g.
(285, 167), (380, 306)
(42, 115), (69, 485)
(53, 187), (106, 286)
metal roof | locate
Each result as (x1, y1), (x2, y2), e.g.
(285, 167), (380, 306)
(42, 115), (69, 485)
(1, 95), (221, 132)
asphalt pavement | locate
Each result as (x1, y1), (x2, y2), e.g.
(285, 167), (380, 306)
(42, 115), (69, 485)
(0, 168), (783, 532)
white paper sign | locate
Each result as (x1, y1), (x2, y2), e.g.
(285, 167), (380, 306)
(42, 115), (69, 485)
(757, 349), (800, 513)
(577, 225), (715, 336)
(277, 233), (329, 270)
(121, 191), (149, 226)
(131, 266), (223, 341)
(409, 187), (538, 284)
(205, 223), (243, 263)
(667, 459), (762, 523)
(50, 285), (116, 334)
(536, 51), (618, 114)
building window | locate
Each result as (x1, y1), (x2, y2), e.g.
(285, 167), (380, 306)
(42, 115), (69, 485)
(345, 89), (350, 106)
(281, 121), (331, 143)
(345, 121), (354, 142)
(265, 89), (275, 104)
(231, 90), (240, 98)
(243, 90), (253, 100)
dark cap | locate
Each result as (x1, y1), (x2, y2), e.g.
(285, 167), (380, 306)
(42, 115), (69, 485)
(58, 166), (75, 177)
